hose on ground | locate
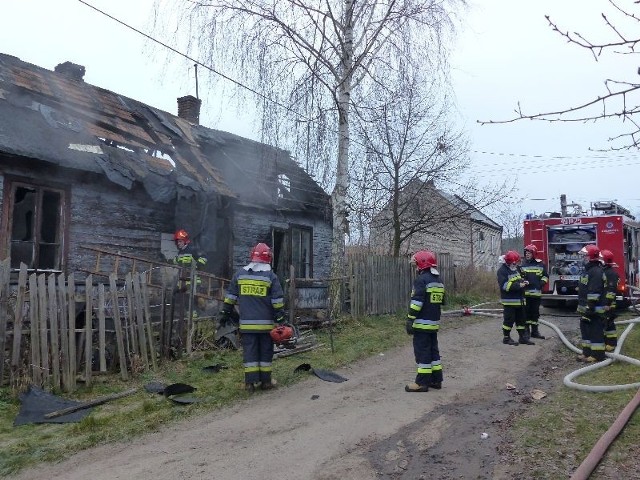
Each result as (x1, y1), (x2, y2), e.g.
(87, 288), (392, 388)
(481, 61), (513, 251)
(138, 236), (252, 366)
(538, 314), (640, 480)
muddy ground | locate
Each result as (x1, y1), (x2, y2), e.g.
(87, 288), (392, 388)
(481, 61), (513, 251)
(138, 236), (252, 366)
(12, 311), (608, 480)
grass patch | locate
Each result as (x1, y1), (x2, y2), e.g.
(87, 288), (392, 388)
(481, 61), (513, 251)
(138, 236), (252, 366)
(509, 311), (640, 479)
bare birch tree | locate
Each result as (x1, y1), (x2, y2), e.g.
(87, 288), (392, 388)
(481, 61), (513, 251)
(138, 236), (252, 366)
(155, 0), (464, 314)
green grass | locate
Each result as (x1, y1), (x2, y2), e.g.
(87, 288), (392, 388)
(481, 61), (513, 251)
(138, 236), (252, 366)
(510, 311), (640, 479)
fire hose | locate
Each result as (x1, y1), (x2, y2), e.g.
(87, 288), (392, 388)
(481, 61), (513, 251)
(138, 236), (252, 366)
(450, 303), (640, 479)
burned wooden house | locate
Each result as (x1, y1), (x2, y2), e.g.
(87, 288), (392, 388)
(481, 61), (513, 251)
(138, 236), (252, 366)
(0, 53), (332, 286)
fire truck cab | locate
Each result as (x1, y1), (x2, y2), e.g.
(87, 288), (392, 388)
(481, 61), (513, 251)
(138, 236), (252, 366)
(523, 199), (640, 309)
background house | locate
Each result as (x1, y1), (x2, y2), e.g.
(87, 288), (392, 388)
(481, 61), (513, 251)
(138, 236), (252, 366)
(369, 180), (502, 270)
(0, 53), (331, 287)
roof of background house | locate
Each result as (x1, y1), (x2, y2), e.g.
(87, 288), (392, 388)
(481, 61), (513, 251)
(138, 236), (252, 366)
(0, 52), (330, 213)
(439, 191), (502, 230)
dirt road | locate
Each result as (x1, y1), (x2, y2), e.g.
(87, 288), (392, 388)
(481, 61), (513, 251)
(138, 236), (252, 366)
(14, 314), (576, 480)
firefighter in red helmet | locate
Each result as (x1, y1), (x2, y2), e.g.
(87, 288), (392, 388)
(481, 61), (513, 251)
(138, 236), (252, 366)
(173, 229), (208, 291)
(600, 249), (620, 352)
(404, 250), (445, 392)
(520, 244), (549, 339)
(576, 244), (607, 362)
(497, 250), (533, 346)
(220, 242), (285, 392)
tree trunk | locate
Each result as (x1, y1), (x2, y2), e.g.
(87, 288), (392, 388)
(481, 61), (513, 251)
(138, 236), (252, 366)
(329, 0), (354, 318)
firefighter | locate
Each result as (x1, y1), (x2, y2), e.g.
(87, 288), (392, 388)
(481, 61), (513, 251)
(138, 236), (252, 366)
(173, 229), (208, 292)
(520, 244), (549, 339)
(576, 244), (607, 362)
(497, 250), (534, 346)
(220, 243), (285, 392)
(405, 250), (445, 392)
(600, 249), (620, 352)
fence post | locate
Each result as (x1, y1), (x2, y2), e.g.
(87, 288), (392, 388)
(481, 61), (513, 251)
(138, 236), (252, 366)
(11, 263), (28, 386)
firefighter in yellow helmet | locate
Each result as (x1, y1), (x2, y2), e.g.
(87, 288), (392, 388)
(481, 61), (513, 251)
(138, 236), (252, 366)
(173, 229), (207, 292)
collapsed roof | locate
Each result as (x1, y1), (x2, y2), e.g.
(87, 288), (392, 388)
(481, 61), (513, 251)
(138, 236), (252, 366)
(0, 53), (330, 214)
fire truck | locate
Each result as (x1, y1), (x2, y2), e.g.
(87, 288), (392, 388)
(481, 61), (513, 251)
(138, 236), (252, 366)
(523, 198), (640, 309)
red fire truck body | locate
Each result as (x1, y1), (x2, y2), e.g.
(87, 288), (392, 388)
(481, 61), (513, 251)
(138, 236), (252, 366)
(523, 205), (640, 308)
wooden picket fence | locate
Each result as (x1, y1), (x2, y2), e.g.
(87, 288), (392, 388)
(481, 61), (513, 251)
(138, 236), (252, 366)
(0, 259), (216, 392)
(346, 252), (454, 316)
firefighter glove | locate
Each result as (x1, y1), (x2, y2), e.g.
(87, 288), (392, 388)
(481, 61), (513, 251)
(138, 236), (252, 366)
(405, 319), (415, 335)
(275, 311), (286, 324)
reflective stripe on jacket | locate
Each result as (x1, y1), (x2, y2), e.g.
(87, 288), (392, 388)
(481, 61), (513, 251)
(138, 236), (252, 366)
(224, 267), (285, 333)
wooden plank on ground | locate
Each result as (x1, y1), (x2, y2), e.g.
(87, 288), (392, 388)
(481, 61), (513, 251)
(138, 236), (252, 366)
(11, 263), (28, 385)
(44, 388), (138, 419)
(109, 274), (128, 380)
(47, 275), (60, 390)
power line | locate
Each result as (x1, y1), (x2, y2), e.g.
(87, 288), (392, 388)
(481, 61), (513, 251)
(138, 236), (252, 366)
(472, 149), (639, 160)
(77, 0), (311, 121)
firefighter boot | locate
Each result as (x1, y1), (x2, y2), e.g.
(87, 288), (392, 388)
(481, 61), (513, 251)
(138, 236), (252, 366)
(261, 379), (278, 391)
(531, 325), (546, 339)
(405, 382), (429, 392)
(503, 336), (519, 346)
(518, 331), (535, 345)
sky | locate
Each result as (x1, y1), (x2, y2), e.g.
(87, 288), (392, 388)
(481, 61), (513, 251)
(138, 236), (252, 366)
(2, 0), (640, 221)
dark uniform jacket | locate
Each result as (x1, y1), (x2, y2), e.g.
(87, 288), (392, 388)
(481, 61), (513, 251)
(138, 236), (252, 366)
(603, 265), (620, 308)
(174, 243), (207, 267)
(497, 264), (525, 306)
(521, 258), (549, 297)
(407, 269), (445, 332)
(223, 267), (285, 333)
(577, 261), (606, 314)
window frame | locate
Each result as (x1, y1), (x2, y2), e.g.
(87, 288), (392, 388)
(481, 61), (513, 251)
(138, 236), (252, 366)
(290, 224), (313, 279)
(1, 175), (69, 273)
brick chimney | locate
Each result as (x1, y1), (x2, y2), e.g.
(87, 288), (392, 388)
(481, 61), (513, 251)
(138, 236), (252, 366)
(177, 95), (202, 124)
(54, 61), (85, 82)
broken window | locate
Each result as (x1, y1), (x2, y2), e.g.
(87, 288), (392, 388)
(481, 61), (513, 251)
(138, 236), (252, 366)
(271, 225), (313, 279)
(277, 174), (290, 198)
(5, 178), (66, 271)
(291, 226), (312, 278)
